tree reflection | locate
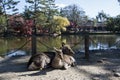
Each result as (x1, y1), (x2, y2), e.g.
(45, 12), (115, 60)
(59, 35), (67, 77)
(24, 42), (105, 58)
(0, 35), (120, 56)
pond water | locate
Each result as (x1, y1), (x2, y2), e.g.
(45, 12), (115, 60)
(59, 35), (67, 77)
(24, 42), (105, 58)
(0, 34), (120, 56)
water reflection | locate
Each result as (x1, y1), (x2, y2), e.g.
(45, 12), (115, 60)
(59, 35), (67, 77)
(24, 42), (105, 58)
(5, 50), (26, 58)
(0, 35), (120, 56)
(89, 35), (119, 50)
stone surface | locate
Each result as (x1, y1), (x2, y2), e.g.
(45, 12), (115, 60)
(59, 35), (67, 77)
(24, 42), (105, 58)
(114, 73), (120, 77)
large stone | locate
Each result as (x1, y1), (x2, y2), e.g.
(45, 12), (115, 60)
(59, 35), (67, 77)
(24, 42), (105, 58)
(97, 60), (104, 63)
(92, 77), (100, 80)
(114, 72), (120, 77)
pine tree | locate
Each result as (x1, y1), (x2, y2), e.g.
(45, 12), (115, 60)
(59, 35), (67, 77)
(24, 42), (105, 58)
(25, 0), (58, 27)
(0, 0), (20, 15)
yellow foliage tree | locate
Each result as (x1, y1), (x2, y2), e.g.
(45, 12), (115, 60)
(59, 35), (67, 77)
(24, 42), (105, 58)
(50, 16), (70, 34)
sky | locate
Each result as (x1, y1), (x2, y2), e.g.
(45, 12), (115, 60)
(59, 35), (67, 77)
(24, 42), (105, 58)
(17, 0), (120, 18)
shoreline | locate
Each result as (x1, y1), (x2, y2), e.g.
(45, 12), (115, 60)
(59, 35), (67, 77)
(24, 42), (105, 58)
(0, 31), (120, 37)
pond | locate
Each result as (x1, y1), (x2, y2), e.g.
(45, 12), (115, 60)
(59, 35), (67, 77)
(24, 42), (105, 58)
(0, 34), (120, 57)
